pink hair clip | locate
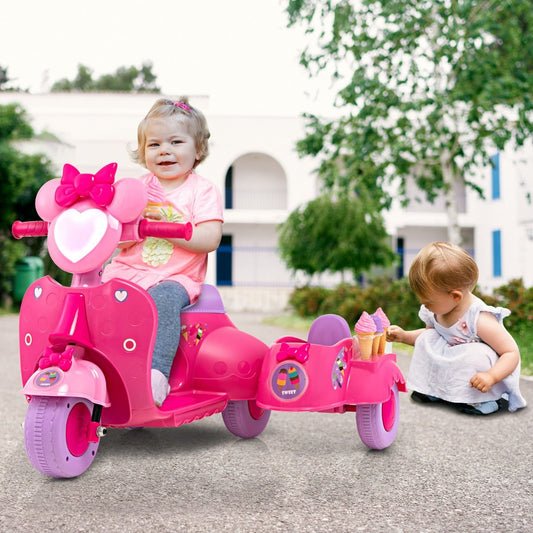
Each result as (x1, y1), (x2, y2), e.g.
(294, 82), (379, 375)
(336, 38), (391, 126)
(174, 101), (191, 112)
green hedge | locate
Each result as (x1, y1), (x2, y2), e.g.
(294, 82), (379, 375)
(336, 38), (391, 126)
(288, 277), (533, 337)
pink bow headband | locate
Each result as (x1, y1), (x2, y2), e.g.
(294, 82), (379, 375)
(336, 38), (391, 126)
(174, 101), (191, 112)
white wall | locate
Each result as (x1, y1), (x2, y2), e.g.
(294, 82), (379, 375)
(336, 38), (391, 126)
(465, 143), (533, 290)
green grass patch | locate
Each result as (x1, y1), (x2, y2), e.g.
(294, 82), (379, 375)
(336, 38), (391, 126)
(263, 314), (314, 331)
(515, 328), (533, 376)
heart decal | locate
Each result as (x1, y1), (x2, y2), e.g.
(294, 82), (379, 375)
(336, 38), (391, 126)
(53, 208), (108, 263)
(114, 290), (128, 302)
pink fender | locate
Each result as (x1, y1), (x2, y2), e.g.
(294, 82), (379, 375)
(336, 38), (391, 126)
(22, 358), (110, 407)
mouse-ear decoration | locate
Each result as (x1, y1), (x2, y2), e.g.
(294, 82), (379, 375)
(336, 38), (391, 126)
(107, 178), (147, 222)
(35, 178), (63, 221)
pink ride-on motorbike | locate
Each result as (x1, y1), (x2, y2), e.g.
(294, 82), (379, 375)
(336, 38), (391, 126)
(13, 162), (406, 479)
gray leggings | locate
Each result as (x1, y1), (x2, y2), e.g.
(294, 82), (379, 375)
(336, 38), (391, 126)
(147, 281), (190, 378)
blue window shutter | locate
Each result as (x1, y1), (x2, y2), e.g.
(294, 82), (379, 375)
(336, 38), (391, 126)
(492, 230), (502, 277)
(491, 153), (500, 200)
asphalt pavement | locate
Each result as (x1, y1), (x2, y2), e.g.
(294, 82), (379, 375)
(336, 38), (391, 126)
(0, 312), (531, 533)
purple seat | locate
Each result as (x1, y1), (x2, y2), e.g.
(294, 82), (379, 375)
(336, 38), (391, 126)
(307, 314), (351, 346)
(182, 284), (225, 314)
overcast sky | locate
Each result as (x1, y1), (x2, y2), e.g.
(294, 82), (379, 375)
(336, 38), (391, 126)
(1, 0), (333, 115)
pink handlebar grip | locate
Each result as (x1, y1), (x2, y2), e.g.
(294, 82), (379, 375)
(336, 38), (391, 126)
(138, 219), (193, 241)
(12, 221), (48, 239)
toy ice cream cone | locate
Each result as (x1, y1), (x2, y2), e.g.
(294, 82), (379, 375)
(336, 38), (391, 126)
(144, 202), (164, 216)
(354, 311), (376, 361)
(373, 307), (390, 355)
(378, 333), (386, 354)
(370, 313), (383, 356)
(144, 177), (166, 217)
(357, 334), (374, 360)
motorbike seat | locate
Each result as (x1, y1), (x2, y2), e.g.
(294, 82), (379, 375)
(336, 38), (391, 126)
(182, 284), (225, 314)
(307, 314), (351, 346)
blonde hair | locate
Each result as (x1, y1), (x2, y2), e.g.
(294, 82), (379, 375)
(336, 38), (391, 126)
(408, 241), (479, 298)
(130, 97), (210, 168)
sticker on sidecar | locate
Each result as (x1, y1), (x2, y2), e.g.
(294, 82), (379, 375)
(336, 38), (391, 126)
(34, 369), (62, 388)
(271, 362), (308, 400)
(331, 347), (348, 390)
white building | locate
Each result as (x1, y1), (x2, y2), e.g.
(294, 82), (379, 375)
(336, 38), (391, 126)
(387, 143), (533, 291)
(2, 92), (532, 296)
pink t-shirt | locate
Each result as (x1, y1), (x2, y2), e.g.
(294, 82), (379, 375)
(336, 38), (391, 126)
(102, 172), (223, 303)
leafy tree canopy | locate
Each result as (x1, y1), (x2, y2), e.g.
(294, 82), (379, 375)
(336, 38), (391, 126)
(0, 103), (56, 303)
(286, 0), (533, 243)
(51, 62), (160, 93)
(278, 193), (395, 280)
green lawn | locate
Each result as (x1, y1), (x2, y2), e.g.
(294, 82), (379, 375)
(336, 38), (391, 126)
(515, 328), (533, 376)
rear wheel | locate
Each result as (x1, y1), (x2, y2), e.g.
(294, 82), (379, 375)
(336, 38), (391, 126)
(356, 384), (399, 450)
(222, 400), (271, 438)
(24, 396), (100, 478)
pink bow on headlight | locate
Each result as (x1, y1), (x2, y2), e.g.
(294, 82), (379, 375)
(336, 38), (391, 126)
(55, 163), (117, 207)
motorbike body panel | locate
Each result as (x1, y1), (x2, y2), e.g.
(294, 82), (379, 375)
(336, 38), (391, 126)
(19, 280), (268, 427)
(20, 275), (157, 425)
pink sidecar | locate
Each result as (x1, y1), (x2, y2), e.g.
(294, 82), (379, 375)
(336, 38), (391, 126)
(256, 314), (407, 450)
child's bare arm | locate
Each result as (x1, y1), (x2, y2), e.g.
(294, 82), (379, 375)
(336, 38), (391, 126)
(386, 325), (428, 346)
(470, 312), (520, 393)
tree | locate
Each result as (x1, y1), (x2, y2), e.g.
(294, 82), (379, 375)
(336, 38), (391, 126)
(51, 62), (160, 93)
(0, 65), (23, 92)
(0, 103), (56, 304)
(286, 0), (533, 244)
(278, 193), (395, 281)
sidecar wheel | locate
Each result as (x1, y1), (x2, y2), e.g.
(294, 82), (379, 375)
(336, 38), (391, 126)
(356, 384), (399, 450)
(24, 396), (100, 478)
(222, 400), (271, 438)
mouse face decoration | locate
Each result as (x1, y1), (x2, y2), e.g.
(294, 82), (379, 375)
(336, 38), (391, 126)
(36, 163), (147, 274)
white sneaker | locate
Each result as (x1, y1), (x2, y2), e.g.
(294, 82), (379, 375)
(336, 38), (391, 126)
(151, 369), (170, 407)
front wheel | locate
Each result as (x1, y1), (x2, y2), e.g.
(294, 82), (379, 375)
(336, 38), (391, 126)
(24, 396), (100, 478)
(222, 400), (271, 438)
(356, 384), (400, 450)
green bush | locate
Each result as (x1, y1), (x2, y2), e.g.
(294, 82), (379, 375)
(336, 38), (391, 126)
(289, 277), (421, 329)
(290, 277), (531, 331)
(287, 277), (533, 374)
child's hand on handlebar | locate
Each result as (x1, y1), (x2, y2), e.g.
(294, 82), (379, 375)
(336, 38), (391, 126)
(143, 210), (164, 221)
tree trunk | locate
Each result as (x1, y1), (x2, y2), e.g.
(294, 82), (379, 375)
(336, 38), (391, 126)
(440, 150), (461, 245)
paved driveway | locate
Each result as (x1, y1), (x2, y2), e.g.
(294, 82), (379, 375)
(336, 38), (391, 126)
(1, 313), (531, 532)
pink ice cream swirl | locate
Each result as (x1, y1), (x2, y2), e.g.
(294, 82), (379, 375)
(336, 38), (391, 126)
(354, 311), (376, 334)
(145, 178), (166, 204)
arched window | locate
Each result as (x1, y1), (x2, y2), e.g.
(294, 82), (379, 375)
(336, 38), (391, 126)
(224, 153), (287, 210)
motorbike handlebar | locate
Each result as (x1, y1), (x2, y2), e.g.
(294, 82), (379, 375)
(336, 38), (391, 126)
(138, 219), (193, 241)
(12, 221), (49, 239)
(12, 219), (193, 242)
